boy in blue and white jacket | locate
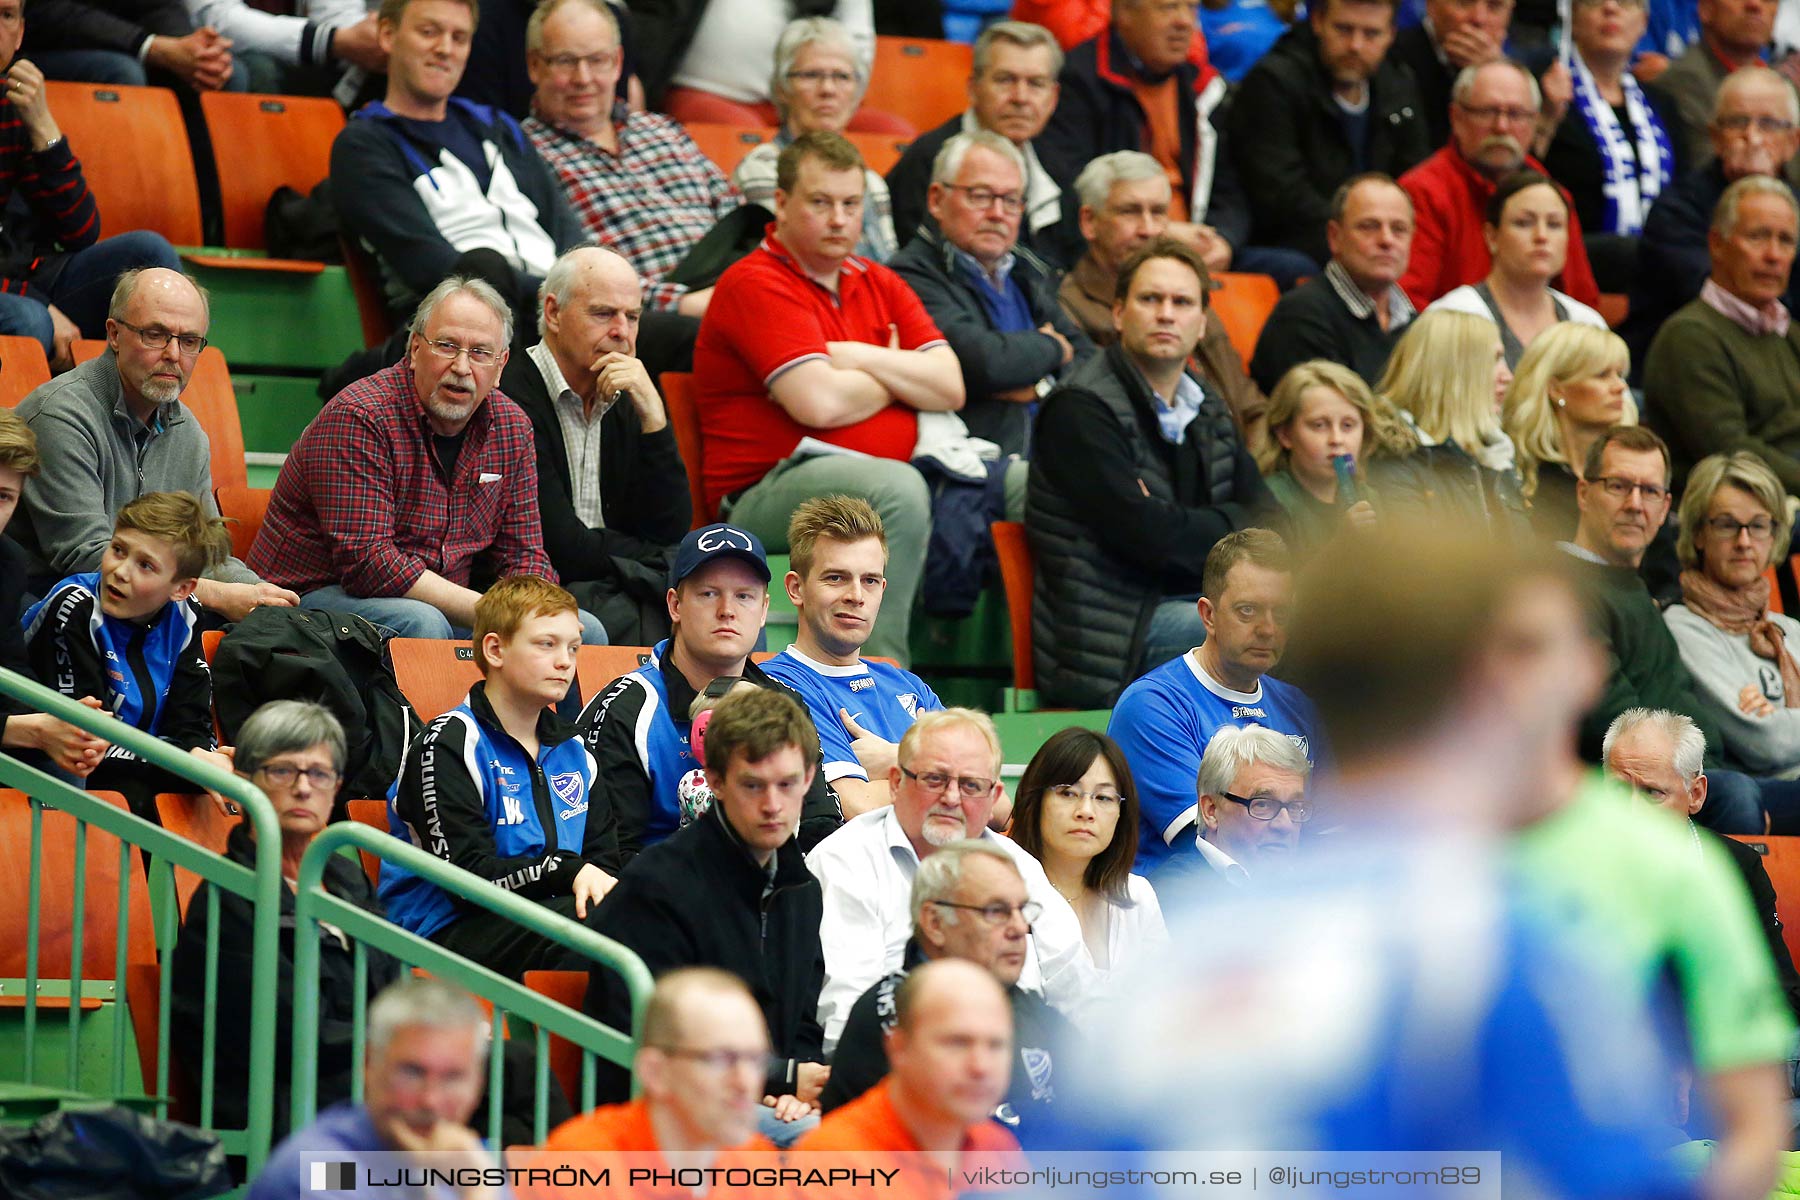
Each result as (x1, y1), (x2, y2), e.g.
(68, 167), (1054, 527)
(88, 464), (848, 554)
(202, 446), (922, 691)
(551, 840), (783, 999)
(22, 491), (233, 818)
(380, 575), (617, 979)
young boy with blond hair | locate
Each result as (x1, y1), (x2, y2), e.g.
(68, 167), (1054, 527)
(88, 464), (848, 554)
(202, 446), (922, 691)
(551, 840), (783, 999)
(380, 574), (619, 978)
(22, 490), (233, 816)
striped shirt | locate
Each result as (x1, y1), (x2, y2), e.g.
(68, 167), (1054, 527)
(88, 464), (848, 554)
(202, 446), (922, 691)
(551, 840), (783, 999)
(0, 95), (99, 293)
(527, 340), (613, 529)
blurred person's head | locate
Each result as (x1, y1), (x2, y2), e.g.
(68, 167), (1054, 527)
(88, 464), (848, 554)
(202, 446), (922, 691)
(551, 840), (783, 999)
(234, 700), (346, 845)
(1708, 174), (1799, 307)
(1196, 724), (1313, 867)
(1711, 67), (1800, 180)
(667, 524), (771, 678)
(1260, 360), (1420, 498)
(1603, 708), (1708, 818)
(1326, 173), (1415, 294)
(1113, 236), (1211, 375)
(785, 495), (887, 663)
(883, 961), (1013, 1133)
(910, 840), (1034, 986)
(1450, 61), (1541, 179)
(1483, 171), (1571, 288)
(1311, 0), (1399, 93)
(770, 17), (867, 136)
(1575, 425), (1673, 568)
(1111, 0), (1199, 76)
(1425, 0), (1515, 58)
(0, 409), (38, 538)
(969, 21), (1061, 143)
(891, 709), (1004, 858)
(536, 246), (641, 395)
(1378, 309), (1511, 454)
(700, 687), (819, 863)
(928, 132), (1029, 270)
(525, 0), (621, 138)
(1502, 322), (1634, 497)
(406, 275), (512, 437)
(1698, 0), (1774, 61)
(1010, 727), (1141, 901)
(1676, 451), (1792, 585)
(1197, 529), (1294, 692)
(636, 968), (771, 1152)
(379, 0), (479, 114)
(1570, 0), (1648, 66)
(1076, 152), (1173, 277)
(473, 575), (581, 710)
(363, 978), (488, 1150)
(774, 132), (868, 276)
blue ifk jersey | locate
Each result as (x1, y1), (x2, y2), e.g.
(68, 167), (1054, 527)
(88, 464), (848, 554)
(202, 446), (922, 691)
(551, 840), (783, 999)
(1108, 651), (1325, 874)
(760, 646), (943, 782)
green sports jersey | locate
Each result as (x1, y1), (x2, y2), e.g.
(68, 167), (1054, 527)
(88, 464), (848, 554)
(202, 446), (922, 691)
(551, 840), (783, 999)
(1512, 773), (1795, 1073)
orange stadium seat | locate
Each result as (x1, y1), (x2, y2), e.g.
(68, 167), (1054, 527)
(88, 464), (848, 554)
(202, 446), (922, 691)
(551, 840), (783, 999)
(990, 521), (1036, 699)
(1732, 835), (1800, 965)
(522, 969), (589, 1108)
(341, 234), (397, 347)
(845, 131), (910, 175)
(388, 637), (484, 721)
(199, 92), (346, 252)
(216, 484), (272, 562)
(1597, 293), (1629, 330)
(345, 798), (391, 885)
(154, 792), (236, 916)
(72, 341), (247, 492)
(46, 82), (204, 246)
(1210, 272), (1281, 367)
(863, 37), (971, 136)
(575, 645), (653, 706)
(0, 335), (50, 407)
(684, 123), (775, 177)
(126, 960), (201, 1123)
(659, 372), (711, 527)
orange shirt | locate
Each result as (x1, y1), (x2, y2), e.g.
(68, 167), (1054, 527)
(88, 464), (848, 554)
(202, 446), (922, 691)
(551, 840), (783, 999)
(791, 1082), (1024, 1200)
(1130, 74), (1189, 222)
(526, 1098), (782, 1200)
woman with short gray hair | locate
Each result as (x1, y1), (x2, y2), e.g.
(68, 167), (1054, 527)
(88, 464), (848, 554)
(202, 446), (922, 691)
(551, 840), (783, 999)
(731, 17), (898, 261)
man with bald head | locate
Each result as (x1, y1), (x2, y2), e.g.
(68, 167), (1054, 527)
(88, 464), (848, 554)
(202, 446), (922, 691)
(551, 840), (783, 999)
(1398, 60), (1602, 308)
(1650, 0), (1780, 171)
(499, 245), (690, 641)
(15, 266), (297, 623)
(1629, 66), (1800, 359)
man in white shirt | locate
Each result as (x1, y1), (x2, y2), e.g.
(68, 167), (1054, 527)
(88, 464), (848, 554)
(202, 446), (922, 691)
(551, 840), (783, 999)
(805, 706), (1095, 1054)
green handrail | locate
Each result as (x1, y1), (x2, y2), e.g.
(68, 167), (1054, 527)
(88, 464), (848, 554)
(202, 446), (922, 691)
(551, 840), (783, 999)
(290, 821), (655, 1140)
(0, 666), (284, 1175)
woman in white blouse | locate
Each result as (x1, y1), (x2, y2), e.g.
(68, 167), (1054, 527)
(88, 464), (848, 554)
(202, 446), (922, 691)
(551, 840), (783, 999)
(1009, 728), (1168, 976)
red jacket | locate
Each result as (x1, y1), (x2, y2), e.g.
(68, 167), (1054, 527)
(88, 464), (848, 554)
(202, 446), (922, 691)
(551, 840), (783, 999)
(1397, 145), (1601, 310)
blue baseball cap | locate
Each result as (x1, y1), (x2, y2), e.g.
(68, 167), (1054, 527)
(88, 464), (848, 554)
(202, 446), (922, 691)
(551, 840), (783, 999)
(669, 523), (771, 589)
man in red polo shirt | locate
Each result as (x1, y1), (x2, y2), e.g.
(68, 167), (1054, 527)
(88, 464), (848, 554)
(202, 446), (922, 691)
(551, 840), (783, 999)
(1398, 60), (1601, 309)
(693, 130), (964, 665)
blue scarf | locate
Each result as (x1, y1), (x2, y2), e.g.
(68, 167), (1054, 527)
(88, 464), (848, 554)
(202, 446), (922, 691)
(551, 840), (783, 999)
(1570, 53), (1674, 236)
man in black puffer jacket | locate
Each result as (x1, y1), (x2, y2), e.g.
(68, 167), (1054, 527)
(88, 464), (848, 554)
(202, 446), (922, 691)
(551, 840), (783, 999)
(1027, 236), (1271, 709)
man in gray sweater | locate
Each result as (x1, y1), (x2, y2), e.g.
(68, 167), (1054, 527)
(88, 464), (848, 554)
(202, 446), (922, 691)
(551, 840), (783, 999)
(11, 267), (295, 622)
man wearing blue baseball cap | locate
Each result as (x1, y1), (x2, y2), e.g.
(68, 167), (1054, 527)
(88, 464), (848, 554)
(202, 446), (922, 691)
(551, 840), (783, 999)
(578, 522), (844, 864)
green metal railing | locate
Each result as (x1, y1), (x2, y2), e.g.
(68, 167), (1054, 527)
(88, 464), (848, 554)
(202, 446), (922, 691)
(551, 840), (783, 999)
(0, 666), (283, 1175)
(290, 821), (655, 1144)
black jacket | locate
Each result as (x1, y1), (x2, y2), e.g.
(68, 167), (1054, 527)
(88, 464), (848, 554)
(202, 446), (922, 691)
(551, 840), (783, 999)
(498, 351), (691, 586)
(171, 821), (401, 1137)
(22, 0), (191, 57)
(1387, 25), (1456, 149)
(1715, 831), (1800, 1022)
(1227, 25), (1429, 265)
(1372, 440), (1531, 541)
(584, 800), (825, 1100)
(1026, 344), (1271, 708)
(821, 938), (1074, 1132)
(1248, 272), (1406, 394)
(0, 537), (31, 744)
(887, 224), (1094, 457)
(1040, 31), (1249, 253)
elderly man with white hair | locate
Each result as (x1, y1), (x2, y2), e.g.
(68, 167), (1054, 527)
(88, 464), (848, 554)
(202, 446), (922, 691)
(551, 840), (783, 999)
(1153, 724), (1313, 892)
(888, 130), (1093, 458)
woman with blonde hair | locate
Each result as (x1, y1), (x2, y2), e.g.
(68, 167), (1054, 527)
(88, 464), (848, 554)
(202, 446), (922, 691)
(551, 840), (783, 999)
(1374, 309), (1530, 536)
(1666, 452), (1800, 778)
(1257, 360), (1418, 554)
(1501, 322), (1635, 539)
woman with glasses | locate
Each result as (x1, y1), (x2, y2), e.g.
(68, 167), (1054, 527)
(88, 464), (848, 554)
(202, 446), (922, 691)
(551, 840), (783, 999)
(1008, 727), (1168, 975)
(732, 17), (899, 262)
(1501, 322), (1637, 540)
(1425, 171), (1609, 370)
(171, 700), (400, 1140)
(1666, 452), (1800, 778)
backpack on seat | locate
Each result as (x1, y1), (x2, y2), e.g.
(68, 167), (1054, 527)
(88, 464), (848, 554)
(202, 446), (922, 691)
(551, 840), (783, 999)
(212, 607), (419, 803)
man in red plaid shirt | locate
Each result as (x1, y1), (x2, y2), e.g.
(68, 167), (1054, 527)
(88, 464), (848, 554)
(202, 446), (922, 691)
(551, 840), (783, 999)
(249, 275), (607, 644)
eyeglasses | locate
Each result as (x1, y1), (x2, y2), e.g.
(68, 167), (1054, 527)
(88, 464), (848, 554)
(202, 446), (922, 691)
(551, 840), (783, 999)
(418, 337), (501, 367)
(983, 70), (1055, 94)
(539, 50), (617, 74)
(1046, 783), (1122, 810)
(1715, 114), (1797, 136)
(1220, 791), (1312, 823)
(256, 764), (341, 790)
(117, 320), (207, 357)
(1457, 103), (1538, 126)
(1704, 515), (1777, 540)
(1589, 476), (1670, 503)
(943, 183), (1025, 215)
(900, 764), (996, 799)
(786, 68), (857, 88)
(654, 1045), (778, 1074)
(929, 899), (1043, 926)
